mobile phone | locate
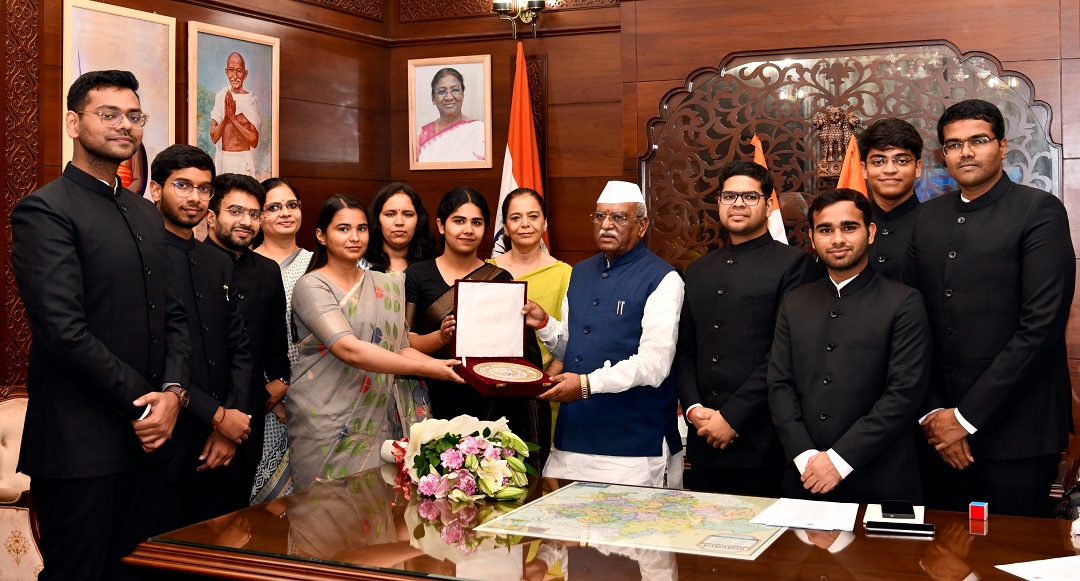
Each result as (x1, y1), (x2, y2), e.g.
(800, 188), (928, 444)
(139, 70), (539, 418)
(865, 520), (935, 537)
(880, 500), (916, 519)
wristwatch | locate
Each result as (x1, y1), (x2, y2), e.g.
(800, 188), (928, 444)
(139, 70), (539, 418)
(163, 385), (189, 408)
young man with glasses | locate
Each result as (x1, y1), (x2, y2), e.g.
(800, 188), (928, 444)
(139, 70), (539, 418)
(205, 173), (290, 510)
(11, 70), (189, 581)
(859, 118), (925, 281)
(907, 99), (1075, 517)
(523, 181), (685, 488)
(149, 145), (254, 531)
(675, 160), (818, 497)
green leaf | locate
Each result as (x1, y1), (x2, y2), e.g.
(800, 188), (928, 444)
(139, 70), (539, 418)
(376, 393), (387, 408)
(363, 390), (377, 406)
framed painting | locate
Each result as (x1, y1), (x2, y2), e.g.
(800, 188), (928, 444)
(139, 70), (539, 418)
(188, 22), (280, 181)
(63, 0), (175, 198)
(408, 55), (493, 170)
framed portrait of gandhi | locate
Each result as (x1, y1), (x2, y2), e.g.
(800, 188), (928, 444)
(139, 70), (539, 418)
(188, 22), (280, 181)
(408, 55), (493, 170)
(63, 0), (175, 199)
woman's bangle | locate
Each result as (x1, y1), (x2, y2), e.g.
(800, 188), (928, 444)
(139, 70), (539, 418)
(579, 374), (590, 400)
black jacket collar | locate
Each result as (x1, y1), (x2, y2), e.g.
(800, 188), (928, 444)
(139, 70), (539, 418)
(871, 194), (920, 221)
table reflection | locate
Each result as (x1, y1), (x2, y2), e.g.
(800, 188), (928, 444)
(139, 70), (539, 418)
(145, 466), (1076, 580)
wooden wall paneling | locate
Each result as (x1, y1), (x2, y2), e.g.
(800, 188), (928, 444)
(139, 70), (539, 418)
(628, 80), (674, 168)
(167, 0), (387, 42)
(545, 175), (615, 253)
(630, 0), (1063, 85)
(532, 33), (620, 105)
(545, 103), (621, 177)
(277, 99), (365, 179)
(38, 42), (60, 171)
(389, 0), (620, 44)
(619, 1), (637, 171)
(1062, 59), (1080, 161)
(1064, 0), (1080, 60)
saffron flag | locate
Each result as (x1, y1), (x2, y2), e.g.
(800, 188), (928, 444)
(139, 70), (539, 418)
(836, 135), (868, 196)
(750, 135), (789, 245)
(493, 42), (546, 256)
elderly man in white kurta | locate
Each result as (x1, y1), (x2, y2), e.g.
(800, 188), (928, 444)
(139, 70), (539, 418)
(523, 181), (684, 488)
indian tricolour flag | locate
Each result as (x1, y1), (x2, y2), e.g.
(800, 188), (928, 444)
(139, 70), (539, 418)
(492, 42), (547, 256)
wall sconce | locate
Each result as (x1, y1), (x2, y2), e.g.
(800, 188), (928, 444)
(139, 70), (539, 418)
(493, 1), (546, 39)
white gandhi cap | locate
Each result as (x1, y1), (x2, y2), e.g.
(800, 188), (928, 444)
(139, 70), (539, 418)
(596, 180), (645, 205)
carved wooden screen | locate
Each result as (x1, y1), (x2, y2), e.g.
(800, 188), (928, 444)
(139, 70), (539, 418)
(640, 43), (1061, 270)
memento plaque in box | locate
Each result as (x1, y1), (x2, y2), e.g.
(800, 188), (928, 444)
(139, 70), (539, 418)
(452, 280), (554, 397)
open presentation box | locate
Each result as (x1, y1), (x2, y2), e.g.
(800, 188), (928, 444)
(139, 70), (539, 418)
(452, 279), (554, 397)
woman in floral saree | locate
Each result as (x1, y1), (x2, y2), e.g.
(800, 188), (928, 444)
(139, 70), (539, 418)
(286, 194), (463, 490)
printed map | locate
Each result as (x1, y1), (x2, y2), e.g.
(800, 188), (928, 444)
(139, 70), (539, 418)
(475, 482), (785, 560)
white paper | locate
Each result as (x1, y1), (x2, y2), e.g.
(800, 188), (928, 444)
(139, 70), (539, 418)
(749, 498), (860, 532)
(996, 555), (1080, 580)
(454, 281), (526, 358)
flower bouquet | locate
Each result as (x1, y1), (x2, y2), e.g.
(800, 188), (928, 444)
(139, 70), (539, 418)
(382, 415), (538, 503)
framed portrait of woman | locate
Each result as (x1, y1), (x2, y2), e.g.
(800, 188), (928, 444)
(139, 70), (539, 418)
(408, 55), (493, 170)
(188, 22), (280, 181)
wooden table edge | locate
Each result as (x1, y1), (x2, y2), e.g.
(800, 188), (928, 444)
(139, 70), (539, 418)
(125, 540), (427, 581)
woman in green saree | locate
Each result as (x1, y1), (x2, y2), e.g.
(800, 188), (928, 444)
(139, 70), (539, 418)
(286, 194), (463, 490)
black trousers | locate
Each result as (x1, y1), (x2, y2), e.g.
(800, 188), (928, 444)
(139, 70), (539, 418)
(921, 449), (1060, 517)
(33, 463), (165, 581)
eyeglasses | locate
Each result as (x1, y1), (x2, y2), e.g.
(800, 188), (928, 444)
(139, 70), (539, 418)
(223, 205), (264, 222)
(434, 87), (463, 98)
(591, 211), (635, 226)
(169, 181), (214, 200)
(77, 110), (149, 128)
(942, 136), (997, 155)
(265, 200), (301, 213)
(867, 155), (916, 167)
(718, 191), (764, 206)
(225, 67), (246, 75)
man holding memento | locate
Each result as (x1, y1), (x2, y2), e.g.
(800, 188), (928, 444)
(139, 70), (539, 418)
(523, 181), (684, 487)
